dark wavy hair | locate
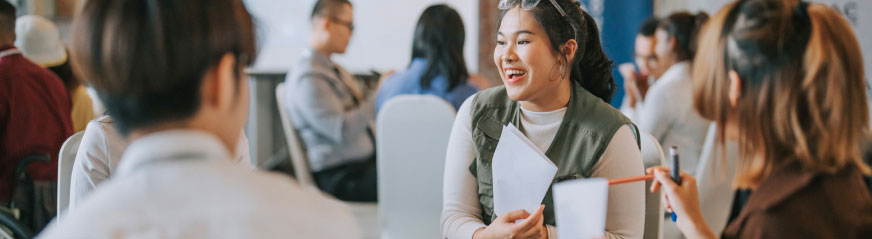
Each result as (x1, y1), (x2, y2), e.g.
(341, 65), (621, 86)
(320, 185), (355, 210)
(498, 0), (615, 102)
(412, 4), (469, 91)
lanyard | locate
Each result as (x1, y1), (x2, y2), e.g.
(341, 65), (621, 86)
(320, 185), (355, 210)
(0, 48), (20, 59)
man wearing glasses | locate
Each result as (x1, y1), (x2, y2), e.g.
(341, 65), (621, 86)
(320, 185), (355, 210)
(283, 0), (378, 202)
(619, 17), (660, 121)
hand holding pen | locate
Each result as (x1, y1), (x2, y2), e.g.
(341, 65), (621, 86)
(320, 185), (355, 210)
(669, 146), (681, 222)
(645, 147), (716, 239)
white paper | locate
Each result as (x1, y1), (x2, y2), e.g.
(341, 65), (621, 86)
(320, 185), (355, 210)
(492, 124), (559, 217)
(553, 178), (609, 239)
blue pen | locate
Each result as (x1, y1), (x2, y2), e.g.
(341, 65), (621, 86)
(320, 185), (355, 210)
(669, 146), (681, 222)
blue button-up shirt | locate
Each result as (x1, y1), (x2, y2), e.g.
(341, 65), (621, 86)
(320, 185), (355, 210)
(376, 58), (478, 113)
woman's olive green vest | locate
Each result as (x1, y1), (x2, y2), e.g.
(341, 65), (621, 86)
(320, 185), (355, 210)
(468, 82), (639, 226)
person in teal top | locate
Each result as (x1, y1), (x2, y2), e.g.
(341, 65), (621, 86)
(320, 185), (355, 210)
(376, 4), (478, 113)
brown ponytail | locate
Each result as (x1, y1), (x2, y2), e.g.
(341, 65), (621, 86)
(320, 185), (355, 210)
(692, 0), (870, 189)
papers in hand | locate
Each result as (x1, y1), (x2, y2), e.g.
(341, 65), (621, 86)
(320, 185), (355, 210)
(553, 178), (609, 239)
(492, 124), (558, 217)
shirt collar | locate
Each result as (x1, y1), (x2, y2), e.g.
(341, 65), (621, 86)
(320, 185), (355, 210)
(0, 46), (19, 59)
(304, 48), (336, 70)
(116, 130), (233, 176)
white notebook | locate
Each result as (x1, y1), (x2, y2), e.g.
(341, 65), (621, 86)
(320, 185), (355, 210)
(553, 178), (609, 239)
(492, 123), (559, 217)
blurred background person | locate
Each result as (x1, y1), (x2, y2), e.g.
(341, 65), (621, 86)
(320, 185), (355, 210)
(376, 4), (479, 113)
(15, 15), (96, 132)
(619, 17), (659, 119)
(0, 1), (72, 232)
(635, 12), (711, 176)
(284, 0), (383, 202)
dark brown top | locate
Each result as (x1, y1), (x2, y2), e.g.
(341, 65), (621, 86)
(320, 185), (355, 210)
(722, 161), (872, 239)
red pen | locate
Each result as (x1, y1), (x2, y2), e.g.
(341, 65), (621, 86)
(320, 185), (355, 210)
(608, 174), (654, 185)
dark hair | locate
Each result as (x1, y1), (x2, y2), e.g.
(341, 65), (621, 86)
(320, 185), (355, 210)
(639, 17), (659, 37)
(498, 0), (615, 103)
(311, 0), (352, 20)
(47, 55), (80, 96)
(0, 1), (14, 39)
(412, 4), (468, 91)
(658, 12), (709, 62)
(70, 0), (256, 136)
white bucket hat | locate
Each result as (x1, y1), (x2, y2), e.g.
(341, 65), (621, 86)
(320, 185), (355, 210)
(14, 15), (67, 67)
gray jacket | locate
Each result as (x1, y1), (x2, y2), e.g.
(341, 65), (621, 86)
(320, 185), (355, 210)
(283, 49), (375, 172)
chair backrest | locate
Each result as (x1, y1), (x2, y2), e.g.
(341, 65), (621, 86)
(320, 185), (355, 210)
(639, 131), (665, 239)
(694, 123), (739, 236)
(57, 131), (85, 216)
(275, 83), (316, 188)
(376, 95), (456, 239)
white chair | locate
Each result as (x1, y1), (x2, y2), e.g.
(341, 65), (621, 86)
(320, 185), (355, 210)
(376, 95), (456, 239)
(275, 82), (316, 188)
(57, 131), (85, 216)
(640, 131), (666, 239)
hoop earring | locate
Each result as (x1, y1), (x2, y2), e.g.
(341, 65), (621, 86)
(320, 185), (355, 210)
(560, 64), (565, 79)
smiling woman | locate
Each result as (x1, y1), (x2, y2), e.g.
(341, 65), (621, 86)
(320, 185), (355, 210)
(441, 0), (646, 239)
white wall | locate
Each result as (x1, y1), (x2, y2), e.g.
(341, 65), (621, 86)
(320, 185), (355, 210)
(244, 0), (479, 74)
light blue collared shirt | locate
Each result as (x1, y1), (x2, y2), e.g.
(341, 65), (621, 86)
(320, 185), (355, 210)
(376, 58), (479, 113)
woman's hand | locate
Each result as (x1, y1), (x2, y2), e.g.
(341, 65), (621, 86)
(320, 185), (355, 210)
(473, 205), (548, 239)
(619, 63), (651, 108)
(646, 166), (716, 239)
(619, 63), (641, 108)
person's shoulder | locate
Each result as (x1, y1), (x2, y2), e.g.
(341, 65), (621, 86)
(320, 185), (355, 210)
(233, 170), (339, 205)
(477, 84), (506, 96)
(289, 54), (333, 79)
(469, 84), (508, 107)
(577, 89), (628, 122)
(39, 181), (137, 238)
(38, 218), (106, 239)
(239, 171), (359, 231)
(0, 57), (60, 84)
(743, 166), (872, 238)
(81, 115), (115, 143)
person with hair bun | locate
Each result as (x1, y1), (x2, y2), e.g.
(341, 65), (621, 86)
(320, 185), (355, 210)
(648, 0), (872, 238)
(441, 0), (645, 238)
(630, 11), (711, 177)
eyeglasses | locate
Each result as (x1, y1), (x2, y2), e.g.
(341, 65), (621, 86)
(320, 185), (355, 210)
(330, 17), (354, 32)
(498, 0), (576, 39)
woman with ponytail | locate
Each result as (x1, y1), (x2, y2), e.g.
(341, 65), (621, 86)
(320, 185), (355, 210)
(649, 0), (872, 238)
(441, 0), (644, 238)
(629, 11), (711, 177)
